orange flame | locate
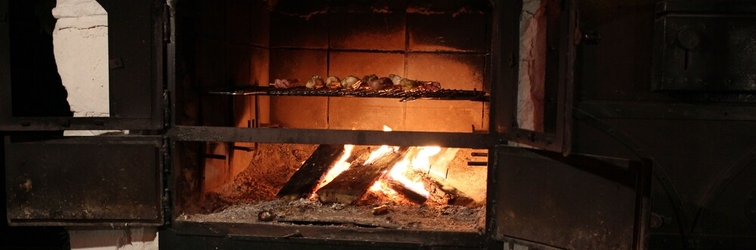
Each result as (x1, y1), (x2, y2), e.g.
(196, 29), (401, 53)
(315, 144), (355, 191)
(365, 126), (396, 165)
(388, 159), (430, 198)
(411, 146), (448, 179)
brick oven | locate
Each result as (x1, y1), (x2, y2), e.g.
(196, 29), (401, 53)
(3, 0), (756, 249)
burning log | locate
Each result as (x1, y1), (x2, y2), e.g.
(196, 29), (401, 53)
(316, 147), (410, 204)
(386, 180), (428, 204)
(277, 144), (345, 200)
(422, 175), (476, 206)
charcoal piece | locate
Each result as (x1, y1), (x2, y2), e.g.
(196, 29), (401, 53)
(316, 147), (409, 204)
(277, 144), (345, 200)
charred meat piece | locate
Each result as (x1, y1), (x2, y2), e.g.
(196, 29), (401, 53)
(362, 74), (378, 87)
(400, 78), (420, 90)
(342, 75), (362, 89)
(388, 74), (403, 86)
(369, 77), (394, 90)
(306, 76), (325, 89)
(419, 81), (442, 91)
(272, 78), (300, 88)
(326, 76), (341, 89)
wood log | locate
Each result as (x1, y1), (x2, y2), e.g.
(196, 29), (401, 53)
(386, 180), (427, 204)
(316, 147), (409, 204)
(277, 144), (344, 200)
(420, 173), (476, 206)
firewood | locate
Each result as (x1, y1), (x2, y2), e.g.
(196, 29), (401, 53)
(277, 144), (344, 200)
(419, 173), (476, 206)
(386, 180), (427, 204)
(316, 147), (409, 204)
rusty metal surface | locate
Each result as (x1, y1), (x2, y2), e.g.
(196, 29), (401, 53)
(576, 1), (756, 247)
(489, 0), (519, 136)
(4, 136), (163, 226)
(577, 101), (756, 121)
(168, 125), (497, 148)
(207, 86), (490, 102)
(106, 0), (165, 122)
(652, 2), (756, 92)
(493, 146), (646, 249)
(655, 1), (756, 14)
(577, 0), (756, 103)
(163, 221), (486, 249)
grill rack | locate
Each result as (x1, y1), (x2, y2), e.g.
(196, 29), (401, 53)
(207, 86), (490, 102)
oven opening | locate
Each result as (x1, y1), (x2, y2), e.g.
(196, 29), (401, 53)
(173, 0), (492, 237)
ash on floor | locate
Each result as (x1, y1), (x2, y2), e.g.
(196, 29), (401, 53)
(178, 199), (485, 233)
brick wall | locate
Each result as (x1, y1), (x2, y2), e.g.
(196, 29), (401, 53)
(189, 0), (490, 132)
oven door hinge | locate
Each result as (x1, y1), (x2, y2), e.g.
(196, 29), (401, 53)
(163, 89), (171, 128)
(161, 136), (173, 225)
(162, 2), (172, 44)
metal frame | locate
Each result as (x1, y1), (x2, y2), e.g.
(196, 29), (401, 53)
(165, 221), (487, 248)
(578, 101), (756, 121)
(491, 0), (576, 155)
(169, 125), (497, 148)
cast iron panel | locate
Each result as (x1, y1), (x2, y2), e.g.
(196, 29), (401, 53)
(0, 0), (165, 131)
(103, 0), (164, 122)
(653, 2), (756, 92)
(493, 146), (648, 249)
(5, 136), (163, 226)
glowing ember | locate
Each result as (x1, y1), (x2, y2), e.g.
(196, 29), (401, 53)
(369, 178), (398, 197)
(369, 180), (383, 192)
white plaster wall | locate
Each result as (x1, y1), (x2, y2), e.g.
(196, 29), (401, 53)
(517, 0), (546, 132)
(68, 227), (159, 250)
(52, 0), (109, 118)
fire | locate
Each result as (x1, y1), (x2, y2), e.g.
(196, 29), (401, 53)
(388, 160), (430, 198)
(365, 126), (396, 165)
(411, 146), (441, 171)
(369, 178), (398, 197)
(412, 146), (447, 179)
(314, 126), (396, 198)
(312, 126), (452, 203)
(316, 144), (355, 190)
(368, 146), (445, 200)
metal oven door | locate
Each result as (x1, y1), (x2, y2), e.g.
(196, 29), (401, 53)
(0, 0), (168, 227)
(491, 145), (651, 250)
(4, 136), (166, 226)
(492, 0), (578, 155)
(0, 0), (167, 131)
